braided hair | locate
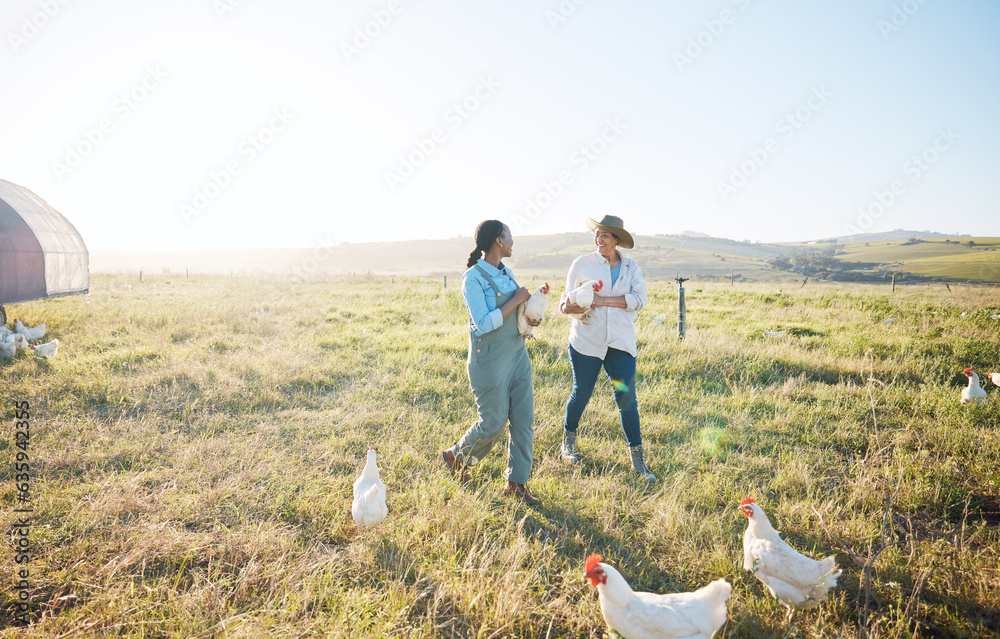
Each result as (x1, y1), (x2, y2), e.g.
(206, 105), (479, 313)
(467, 220), (505, 268)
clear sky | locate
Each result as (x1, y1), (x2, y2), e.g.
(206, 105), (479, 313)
(2, 0), (998, 251)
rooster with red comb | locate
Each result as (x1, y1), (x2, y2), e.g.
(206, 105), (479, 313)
(739, 497), (841, 623)
(583, 553), (731, 638)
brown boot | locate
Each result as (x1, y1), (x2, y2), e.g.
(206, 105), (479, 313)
(504, 481), (541, 506)
(442, 448), (470, 484)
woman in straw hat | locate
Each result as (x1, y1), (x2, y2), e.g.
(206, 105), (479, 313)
(441, 220), (543, 505)
(558, 215), (656, 481)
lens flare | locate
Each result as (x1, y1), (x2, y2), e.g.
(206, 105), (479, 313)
(611, 379), (630, 392)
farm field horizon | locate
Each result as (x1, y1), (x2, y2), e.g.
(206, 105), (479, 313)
(87, 233), (1000, 285)
(2, 274), (999, 638)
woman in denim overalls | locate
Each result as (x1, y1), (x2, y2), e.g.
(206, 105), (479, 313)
(442, 220), (542, 505)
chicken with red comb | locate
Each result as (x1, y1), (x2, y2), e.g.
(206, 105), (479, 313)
(517, 282), (550, 339)
(563, 279), (604, 322)
(583, 553), (731, 638)
(740, 499), (841, 623)
(962, 368), (987, 404)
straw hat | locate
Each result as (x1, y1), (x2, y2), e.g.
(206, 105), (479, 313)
(586, 215), (634, 249)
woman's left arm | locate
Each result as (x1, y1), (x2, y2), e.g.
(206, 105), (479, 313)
(627, 264), (648, 312)
(592, 295), (628, 308)
(596, 262), (647, 312)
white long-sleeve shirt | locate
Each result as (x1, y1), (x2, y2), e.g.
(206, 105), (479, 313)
(561, 251), (647, 358)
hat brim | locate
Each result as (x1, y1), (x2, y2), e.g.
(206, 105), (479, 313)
(586, 217), (634, 249)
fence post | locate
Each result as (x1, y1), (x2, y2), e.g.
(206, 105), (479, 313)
(675, 276), (689, 340)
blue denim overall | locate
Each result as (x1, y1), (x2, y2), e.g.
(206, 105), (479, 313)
(452, 264), (535, 485)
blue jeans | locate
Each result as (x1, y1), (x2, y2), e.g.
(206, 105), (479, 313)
(564, 345), (642, 447)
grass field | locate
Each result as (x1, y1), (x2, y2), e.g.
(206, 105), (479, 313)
(834, 238), (1000, 282)
(2, 275), (1000, 638)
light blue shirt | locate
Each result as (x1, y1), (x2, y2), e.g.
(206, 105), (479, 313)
(462, 259), (519, 336)
(610, 262), (621, 286)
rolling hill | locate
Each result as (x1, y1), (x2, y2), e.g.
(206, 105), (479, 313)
(90, 233), (1000, 283)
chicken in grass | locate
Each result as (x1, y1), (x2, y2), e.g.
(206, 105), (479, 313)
(352, 448), (387, 529)
(988, 372), (1000, 389)
(15, 319), (46, 343)
(584, 553), (731, 639)
(30, 338), (59, 358)
(564, 279), (604, 322)
(739, 498), (841, 623)
(8, 333), (30, 352)
(961, 368), (987, 404)
(1, 334), (17, 359)
(516, 283), (550, 339)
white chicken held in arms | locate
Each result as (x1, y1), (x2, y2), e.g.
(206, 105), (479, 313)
(517, 283), (550, 339)
(352, 448), (387, 529)
(30, 338), (59, 358)
(739, 498), (841, 623)
(584, 553), (731, 639)
(565, 279), (604, 322)
(961, 368), (987, 404)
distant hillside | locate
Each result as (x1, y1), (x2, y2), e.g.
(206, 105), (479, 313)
(813, 229), (967, 243)
(90, 233), (999, 283)
(833, 236), (1000, 282)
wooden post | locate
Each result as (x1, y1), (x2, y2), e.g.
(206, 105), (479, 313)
(730, 270), (734, 285)
(891, 273), (896, 293)
(139, 268), (143, 283)
(443, 275), (447, 290)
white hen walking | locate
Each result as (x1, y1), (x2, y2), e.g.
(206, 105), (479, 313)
(30, 338), (59, 358)
(740, 498), (841, 623)
(584, 553), (731, 639)
(352, 448), (387, 529)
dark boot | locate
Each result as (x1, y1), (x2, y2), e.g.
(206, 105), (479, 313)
(504, 481), (541, 506)
(560, 429), (581, 464)
(629, 445), (657, 481)
(442, 447), (470, 484)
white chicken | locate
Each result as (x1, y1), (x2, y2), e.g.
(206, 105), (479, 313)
(14, 319), (46, 343)
(584, 553), (731, 639)
(10, 333), (30, 352)
(30, 338), (59, 358)
(564, 279), (604, 322)
(988, 372), (1000, 389)
(1, 334), (17, 359)
(739, 498), (841, 623)
(516, 283), (550, 339)
(961, 368), (987, 404)
(351, 447), (387, 529)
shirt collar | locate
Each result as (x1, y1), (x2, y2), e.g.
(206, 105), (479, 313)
(594, 250), (624, 266)
(476, 258), (508, 276)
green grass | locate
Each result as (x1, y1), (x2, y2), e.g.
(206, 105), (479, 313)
(835, 238), (1000, 282)
(1, 275), (999, 637)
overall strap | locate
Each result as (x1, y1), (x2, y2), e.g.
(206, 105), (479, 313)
(473, 263), (504, 298)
